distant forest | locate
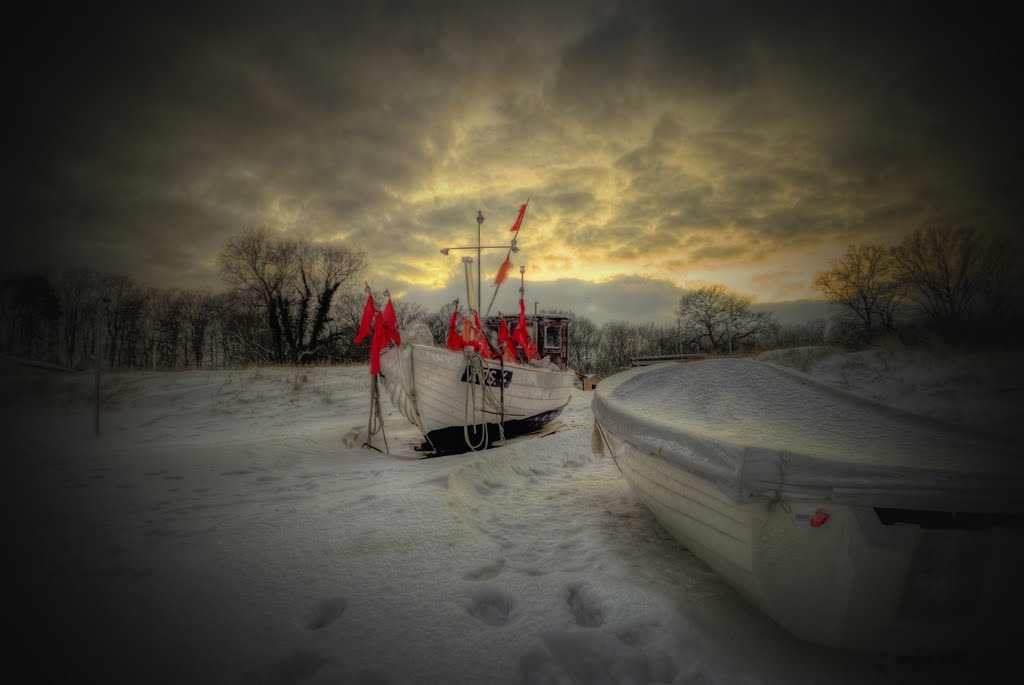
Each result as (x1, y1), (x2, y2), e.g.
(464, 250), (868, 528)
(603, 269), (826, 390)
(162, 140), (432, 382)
(2, 224), (1021, 376)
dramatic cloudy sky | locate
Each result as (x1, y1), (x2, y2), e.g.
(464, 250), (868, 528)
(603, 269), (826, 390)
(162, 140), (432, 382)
(7, 0), (1021, 323)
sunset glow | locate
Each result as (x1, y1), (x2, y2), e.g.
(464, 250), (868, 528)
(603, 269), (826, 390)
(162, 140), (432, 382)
(7, 1), (1021, 322)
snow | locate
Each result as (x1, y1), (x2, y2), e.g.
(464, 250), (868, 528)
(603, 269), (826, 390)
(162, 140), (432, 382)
(592, 357), (1022, 511)
(3, 348), (1020, 684)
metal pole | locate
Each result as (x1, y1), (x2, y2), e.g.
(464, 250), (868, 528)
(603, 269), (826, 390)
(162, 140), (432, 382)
(462, 257), (475, 311)
(476, 211), (484, 313)
(93, 298), (106, 435)
(534, 300), (539, 347)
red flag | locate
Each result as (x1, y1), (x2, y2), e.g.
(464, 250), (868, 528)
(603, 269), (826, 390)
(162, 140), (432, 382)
(493, 255), (513, 285)
(353, 294), (375, 343)
(498, 318), (515, 356)
(447, 310), (467, 351)
(471, 311), (494, 358)
(508, 202), (528, 232)
(512, 297), (534, 358)
(382, 298), (401, 346)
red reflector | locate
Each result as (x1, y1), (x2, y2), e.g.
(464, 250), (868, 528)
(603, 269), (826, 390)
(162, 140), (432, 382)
(810, 509), (830, 527)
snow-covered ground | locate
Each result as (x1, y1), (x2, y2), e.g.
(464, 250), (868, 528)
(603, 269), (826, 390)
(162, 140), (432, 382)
(3, 346), (1020, 684)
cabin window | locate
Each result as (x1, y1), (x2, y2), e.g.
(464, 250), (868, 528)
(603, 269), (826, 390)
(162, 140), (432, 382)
(544, 325), (560, 349)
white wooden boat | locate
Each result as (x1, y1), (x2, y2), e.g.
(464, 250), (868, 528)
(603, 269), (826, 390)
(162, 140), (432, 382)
(592, 358), (1024, 653)
(379, 342), (574, 454)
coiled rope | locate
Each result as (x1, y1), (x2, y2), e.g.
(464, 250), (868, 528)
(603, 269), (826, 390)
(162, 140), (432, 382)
(462, 350), (507, 451)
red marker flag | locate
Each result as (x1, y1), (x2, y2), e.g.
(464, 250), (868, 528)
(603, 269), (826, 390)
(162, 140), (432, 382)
(494, 254), (513, 285)
(512, 297), (532, 357)
(472, 310), (494, 359)
(382, 298), (401, 346)
(353, 294), (375, 343)
(499, 317), (515, 354)
(508, 202), (528, 232)
(447, 310), (467, 351)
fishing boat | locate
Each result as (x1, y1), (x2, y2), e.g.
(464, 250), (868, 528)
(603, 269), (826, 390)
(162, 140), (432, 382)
(377, 340), (574, 454)
(591, 358), (1024, 653)
(359, 203), (575, 455)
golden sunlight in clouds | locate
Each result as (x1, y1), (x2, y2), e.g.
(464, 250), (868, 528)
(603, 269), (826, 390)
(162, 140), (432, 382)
(9, 1), (1019, 323)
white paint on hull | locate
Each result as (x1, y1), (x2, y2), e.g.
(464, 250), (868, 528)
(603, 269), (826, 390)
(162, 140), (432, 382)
(598, 425), (1024, 654)
(378, 344), (574, 436)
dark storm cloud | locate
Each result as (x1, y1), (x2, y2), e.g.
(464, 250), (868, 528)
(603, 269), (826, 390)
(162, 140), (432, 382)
(5, 0), (1021, 313)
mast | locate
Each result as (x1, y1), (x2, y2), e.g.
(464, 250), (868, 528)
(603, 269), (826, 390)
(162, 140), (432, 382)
(476, 210), (484, 312)
(441, 205), (524, 316)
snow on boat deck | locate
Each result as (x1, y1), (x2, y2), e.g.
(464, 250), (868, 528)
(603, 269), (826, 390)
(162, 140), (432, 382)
(593, 358), (1023, 510)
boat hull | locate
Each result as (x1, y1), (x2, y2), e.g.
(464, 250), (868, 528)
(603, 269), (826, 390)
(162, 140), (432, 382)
(591, 360), (1024, 654)
(599, 426), (1023, 653)
(378, 344), (574, 454)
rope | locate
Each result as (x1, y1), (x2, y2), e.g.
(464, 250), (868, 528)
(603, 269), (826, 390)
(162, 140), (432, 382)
(497, 354), (506, 440)
(463, 350), (489, 451)
(768, 451), (791, 512)
(363, 375), (389, 454)
(461, 350), (509, 451)
(477, 355), (506, 443)
(593, 420), (622, 474)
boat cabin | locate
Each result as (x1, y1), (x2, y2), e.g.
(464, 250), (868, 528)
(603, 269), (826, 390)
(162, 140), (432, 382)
(483, 313), (571, 370)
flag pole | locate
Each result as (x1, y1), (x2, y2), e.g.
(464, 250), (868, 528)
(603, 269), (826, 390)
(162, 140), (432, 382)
(484, 199), (529, 318)
(483, 250), (511, 318)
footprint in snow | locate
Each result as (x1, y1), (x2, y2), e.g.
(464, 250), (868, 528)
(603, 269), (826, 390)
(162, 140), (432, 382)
(462, 558), (505, 581)
(467, 588), (516, 626)
(306, 597), (347, 630)
(566, 583), (604, 627)
(258, 649), (328, 684)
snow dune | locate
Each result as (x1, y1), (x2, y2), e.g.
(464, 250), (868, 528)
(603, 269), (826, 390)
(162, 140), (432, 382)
(3, 348), (1019, 684)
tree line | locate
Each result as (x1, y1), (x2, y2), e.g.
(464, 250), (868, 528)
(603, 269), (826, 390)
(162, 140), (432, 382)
(1, 228), (374, 370)
(813, 223), (1023, 346)
(3, 222), (1018, 375)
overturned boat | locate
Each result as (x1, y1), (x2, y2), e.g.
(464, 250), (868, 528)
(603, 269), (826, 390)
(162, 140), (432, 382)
(592, 358), (1024, 653)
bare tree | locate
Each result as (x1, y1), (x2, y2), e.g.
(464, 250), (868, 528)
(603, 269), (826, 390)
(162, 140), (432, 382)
(595, 320), (634, 374)
(99, 273), (146, 368)
(566, 313), (599, 374)
(182, 289), (217, 368)
(424, 300), (462, 345)
(277, 241), (367, 363)
(0, 275), (60, 362)
(217, 227), (366, 364)
(56, 268), (98, 367)
(891, 224), (986, 325)
(677, 285), (772, 354)
(150, 288), (188, 369)
(217, 227), (298, 363)
(814, 244), (903, 341)
(218, 289), (273, 366)
(390, 297), (427, 330)
(978, 231), (1024, 319)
